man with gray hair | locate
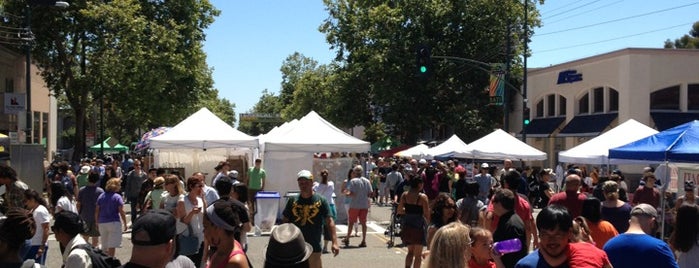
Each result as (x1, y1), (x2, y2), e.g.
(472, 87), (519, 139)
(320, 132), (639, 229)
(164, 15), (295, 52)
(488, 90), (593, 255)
(603, 204), (678, 267)
(342, 165), (373, 248)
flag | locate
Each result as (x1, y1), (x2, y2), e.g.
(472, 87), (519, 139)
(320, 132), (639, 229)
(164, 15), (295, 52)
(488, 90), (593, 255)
(488, 63), (506, 106)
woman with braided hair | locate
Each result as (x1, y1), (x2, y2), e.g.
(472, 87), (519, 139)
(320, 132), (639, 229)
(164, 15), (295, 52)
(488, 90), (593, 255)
(0, 208), (36, 268)
(203, 199), (250, 268)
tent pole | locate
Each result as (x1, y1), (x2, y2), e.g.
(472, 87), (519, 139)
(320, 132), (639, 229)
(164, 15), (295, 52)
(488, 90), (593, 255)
(660, 161), (669, 240)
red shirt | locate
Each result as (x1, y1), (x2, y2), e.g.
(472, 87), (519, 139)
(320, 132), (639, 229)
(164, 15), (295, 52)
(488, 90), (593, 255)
(632, 186), (660, 208)
(568, 242), (611, 268)
(468, 258), (496, 268)
(548, 191), (587, 218)
(487, 194), (533, 229)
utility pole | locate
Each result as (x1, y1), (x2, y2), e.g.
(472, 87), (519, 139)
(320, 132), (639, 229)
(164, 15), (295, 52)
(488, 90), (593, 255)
(24, 5), (32, 143)
(522, 0), (529, 142)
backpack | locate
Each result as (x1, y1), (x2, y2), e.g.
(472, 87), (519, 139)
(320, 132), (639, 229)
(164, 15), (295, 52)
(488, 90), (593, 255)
(71, 244), (122, 268)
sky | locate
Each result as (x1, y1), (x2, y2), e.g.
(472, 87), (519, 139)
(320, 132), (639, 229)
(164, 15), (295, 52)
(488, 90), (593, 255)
(203, 0), (698, 119)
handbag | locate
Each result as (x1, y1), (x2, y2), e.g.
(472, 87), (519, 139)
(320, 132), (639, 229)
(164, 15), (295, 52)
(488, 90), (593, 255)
(177, 222), (200, 255)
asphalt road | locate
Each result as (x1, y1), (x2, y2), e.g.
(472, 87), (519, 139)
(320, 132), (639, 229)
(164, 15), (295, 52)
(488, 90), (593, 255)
(45, 202), (407, 268)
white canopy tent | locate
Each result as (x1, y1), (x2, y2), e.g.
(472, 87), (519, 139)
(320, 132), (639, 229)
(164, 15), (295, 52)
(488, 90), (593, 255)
(261, 111), (369, 224)
(262, 111), (369, 220)
(422, 134), (469, 160)
(558, 119), (658, 164)
(394, 144), (429, 158)
(452, 129), (547, 161)
(149, 108), (258, 173)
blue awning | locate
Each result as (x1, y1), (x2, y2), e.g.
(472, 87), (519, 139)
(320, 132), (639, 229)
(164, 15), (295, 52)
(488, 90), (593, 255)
(650, 112), (699, 131)
(522, 117), (566, 137)
(558, 113), (617, 137)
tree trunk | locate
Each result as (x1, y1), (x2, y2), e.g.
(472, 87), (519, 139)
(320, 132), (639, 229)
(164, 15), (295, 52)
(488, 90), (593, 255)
(72, 107), (86, 162)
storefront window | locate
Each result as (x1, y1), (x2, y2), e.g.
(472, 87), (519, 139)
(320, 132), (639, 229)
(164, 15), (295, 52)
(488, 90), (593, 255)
(559, 95), (567, 116)
(650, 85), (680, 110)
(609, 88), (619, 112)
(593, 87), (604, 113)
(578, 93), (589, 114)
(547, 94), (556, 116)
(688, 84), (699, 111)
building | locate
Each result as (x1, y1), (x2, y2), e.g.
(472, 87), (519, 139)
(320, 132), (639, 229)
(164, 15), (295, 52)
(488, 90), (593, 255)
(512, 48), (699, 167)
(0, 45), (57, 162)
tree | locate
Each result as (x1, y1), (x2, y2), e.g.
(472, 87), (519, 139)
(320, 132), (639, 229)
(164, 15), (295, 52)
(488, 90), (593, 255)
(2, 0), (220, 160)
(665, 21), (699, 49)
(320, 0), (542, 143)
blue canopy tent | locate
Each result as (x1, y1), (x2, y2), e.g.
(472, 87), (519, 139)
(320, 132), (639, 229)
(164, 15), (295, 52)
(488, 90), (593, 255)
(608, 120), (699, 163)
(608, 120), (699, 238)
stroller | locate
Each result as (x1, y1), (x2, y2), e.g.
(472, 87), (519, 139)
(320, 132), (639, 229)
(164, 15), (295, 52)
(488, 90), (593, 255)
(384, 203), (402, 247)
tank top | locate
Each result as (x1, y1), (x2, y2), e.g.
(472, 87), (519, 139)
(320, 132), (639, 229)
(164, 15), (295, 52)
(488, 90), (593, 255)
(207, 240), (246, 268)
(404, 194), (424, 215)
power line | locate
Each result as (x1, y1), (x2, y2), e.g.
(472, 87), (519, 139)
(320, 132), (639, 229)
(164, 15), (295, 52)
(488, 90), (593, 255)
(535, 2), (699, 36)
(547, 0), (625, 25)
(544, 0), (602, 20)
(540, 0), (585, 16)
(534, 22), (692, 53)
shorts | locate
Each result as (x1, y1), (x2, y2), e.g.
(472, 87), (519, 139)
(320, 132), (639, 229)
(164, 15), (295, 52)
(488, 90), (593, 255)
(348, 208), (368, 224)
(98, 221), (123, 248)
(84, 220), (100, 237)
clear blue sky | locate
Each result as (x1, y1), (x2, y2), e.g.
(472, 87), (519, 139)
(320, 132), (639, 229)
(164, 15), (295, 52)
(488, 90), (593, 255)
(203, 0), (698, 118)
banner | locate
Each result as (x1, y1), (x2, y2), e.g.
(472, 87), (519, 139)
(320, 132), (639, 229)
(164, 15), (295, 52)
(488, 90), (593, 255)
(488, 63), (506, 106)
(4, 93), (25, 114)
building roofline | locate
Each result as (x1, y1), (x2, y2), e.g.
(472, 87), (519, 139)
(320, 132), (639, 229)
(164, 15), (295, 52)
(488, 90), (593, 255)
(528, 48), (699, 75)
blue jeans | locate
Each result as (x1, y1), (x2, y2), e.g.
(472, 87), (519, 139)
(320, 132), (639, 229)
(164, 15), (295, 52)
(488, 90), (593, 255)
(23, 244), (48, 265)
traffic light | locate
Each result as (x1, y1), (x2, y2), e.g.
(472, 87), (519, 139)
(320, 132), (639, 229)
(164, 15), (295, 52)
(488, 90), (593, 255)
(523, 107), (531, 126)
(416, 45), (431, 76)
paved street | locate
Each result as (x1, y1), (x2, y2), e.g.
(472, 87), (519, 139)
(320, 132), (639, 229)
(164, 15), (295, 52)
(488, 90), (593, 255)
(45, 202), (408, 267)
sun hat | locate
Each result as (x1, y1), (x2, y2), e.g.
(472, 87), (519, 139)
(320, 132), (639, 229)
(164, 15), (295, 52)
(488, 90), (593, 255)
(80, 165), (91, 174)
(264, 223), (313, 266)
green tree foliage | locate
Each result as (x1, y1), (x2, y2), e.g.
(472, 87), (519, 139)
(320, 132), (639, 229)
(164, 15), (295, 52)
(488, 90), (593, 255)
(665, 21), (699, 49)
(319, 0), (542, 144)
(2, 0), (221, 160)
(279, 53), (339, 120)
(237, 89), (283, 136)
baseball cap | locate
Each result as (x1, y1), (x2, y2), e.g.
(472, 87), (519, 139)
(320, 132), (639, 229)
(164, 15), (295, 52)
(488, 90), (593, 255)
(630, 204), (658, 218)
(131, 209), (185, 246)
(297, 170), (313, 180)
(418, 159), (427, 165)
(481, 163), (489, 169)
(228, 170), (239, 178)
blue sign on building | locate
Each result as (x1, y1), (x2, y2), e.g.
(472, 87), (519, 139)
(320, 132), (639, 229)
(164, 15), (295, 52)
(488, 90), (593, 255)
(557, 70), (583, 84)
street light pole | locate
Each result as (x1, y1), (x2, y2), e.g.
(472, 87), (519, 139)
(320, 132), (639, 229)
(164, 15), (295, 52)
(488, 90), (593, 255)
(24, 4), (32, 143)
(23, 1), (70, 144)
(521, 0), (529, 142)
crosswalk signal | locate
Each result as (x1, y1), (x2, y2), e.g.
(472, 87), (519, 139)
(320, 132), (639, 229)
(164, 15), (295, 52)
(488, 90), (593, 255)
(416, 45), (431, 76)
(523, 107), (531, 126)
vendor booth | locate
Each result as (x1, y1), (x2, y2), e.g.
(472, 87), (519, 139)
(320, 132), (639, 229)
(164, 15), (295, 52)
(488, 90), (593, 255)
(262, 111), (370, 224)
(149, 108), (259, 177)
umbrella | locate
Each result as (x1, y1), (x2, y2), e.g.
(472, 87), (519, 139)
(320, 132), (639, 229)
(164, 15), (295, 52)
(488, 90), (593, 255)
(135, 127), (171, 151)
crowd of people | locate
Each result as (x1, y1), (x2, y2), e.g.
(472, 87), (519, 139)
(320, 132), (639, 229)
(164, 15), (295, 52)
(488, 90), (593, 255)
(2, 153), (699, 268)
(355, 156), (698, 268)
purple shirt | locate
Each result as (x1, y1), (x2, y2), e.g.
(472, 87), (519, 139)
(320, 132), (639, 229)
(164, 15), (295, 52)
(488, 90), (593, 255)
(78, 185), (104, 223)
(97, 192), (124, 223)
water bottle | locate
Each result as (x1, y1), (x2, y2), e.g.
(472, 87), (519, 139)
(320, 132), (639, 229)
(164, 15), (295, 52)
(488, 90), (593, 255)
(493, 238), (522, 255)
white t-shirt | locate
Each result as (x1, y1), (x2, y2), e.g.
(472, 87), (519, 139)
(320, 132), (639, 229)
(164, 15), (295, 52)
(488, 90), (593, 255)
(31, 205), (51, 245)
(313, 181), (335, 205)
(57, 196), (78, 214)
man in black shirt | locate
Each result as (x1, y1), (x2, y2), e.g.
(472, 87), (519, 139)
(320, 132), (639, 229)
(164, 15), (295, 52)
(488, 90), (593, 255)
(492, 189), (527, 268)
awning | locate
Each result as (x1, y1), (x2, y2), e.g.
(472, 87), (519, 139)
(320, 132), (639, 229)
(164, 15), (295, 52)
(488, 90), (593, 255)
(650, 112), (699, 131)
(521, 117), (566, 137)
(558, 113), (617, 137)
